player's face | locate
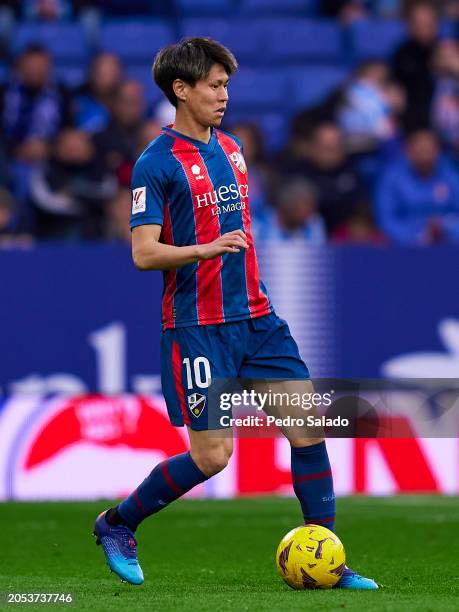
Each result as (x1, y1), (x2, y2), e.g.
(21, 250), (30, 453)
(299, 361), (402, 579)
(187, 63), (229, 128)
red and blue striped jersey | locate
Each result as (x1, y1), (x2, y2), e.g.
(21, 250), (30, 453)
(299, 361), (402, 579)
(130, 125), (273, 330)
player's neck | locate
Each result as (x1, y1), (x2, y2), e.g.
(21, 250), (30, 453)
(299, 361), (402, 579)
(172, 114), (212, 145)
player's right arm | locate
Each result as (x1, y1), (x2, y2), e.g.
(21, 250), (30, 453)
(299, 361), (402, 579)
(132, 224), (248, 271)
(130, 151), (248, 271)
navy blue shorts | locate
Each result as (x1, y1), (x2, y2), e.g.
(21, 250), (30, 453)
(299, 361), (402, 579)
(160, 313), (310, 430)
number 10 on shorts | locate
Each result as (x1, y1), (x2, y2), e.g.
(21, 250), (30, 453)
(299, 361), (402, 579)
(182, 357), (211, 389)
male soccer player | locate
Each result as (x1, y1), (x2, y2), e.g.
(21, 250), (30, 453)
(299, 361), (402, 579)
(93, 38), (378, 590)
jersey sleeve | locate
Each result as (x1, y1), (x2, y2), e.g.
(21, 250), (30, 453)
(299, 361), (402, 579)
(130, 153), (167, 229)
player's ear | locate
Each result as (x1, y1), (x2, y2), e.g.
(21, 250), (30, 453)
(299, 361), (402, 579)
(173, 79), (188, 104)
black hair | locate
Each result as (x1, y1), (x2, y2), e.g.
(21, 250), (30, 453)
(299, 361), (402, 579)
(153, 37), (238, 107)
(18, 43), (49, 59)
(406, 128), (438, 142)
(354, 58), (388, 78)
(404, 0), (438, 19)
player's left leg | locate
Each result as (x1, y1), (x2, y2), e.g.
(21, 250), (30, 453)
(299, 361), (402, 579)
(240, 314), (378, 589)
(253, 378), (337, 530)
(282, 422), (378, 589)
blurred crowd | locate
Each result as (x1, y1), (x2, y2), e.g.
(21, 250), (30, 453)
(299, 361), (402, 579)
(2, 0), (459, 246)
(1, 1), (459, 20)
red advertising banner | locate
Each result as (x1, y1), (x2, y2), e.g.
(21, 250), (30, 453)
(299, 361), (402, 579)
(0, 395), (456, 500)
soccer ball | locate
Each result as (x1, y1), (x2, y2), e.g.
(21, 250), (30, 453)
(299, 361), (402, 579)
(276, 524), (346, 589)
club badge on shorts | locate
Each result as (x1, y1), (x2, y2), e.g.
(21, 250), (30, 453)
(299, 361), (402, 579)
(188, 393), (206, 417)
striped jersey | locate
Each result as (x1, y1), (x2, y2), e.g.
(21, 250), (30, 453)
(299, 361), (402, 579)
(130, 125), (273, 330)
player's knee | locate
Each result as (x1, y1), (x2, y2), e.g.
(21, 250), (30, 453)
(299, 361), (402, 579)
(192, 444), (232, 477)
(289, 436), (325, 448)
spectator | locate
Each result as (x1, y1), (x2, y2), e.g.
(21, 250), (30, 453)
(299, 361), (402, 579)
(116, 118), (162, 187)
(431, 39), (459, 150)
(0, 185), (34, 245)
(104, 186), (131, 243)
(319, 1), (367, 20)
(93, 79), (146, 173)
(154, 98), (176, 126)
(376, 129), (459, 244)
(280, 123), (367, 234)
(72, 0), (97, 15)
(0, 187), (17, 236)
(392, 0), (439, 131)
(0, 44), (72, 162)
(29, 128), (117, 238)
(443, 0), (459, 18)
(231, 122), (272, 220)
(319, 0), (401, 20)
(331, 203), (386, 244)
(136, 119), (162, 151)
(253, 178), (326, 243)
(338, 60), (405, 152)
(0, 146), (10, 187)
(23, 0), (71, 20)
(0, 1), (21, 22)
(91, 0), (177, 17)
(74, 53), (123, 133)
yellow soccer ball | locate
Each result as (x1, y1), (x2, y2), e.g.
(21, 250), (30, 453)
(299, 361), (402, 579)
(276, 524), (346, 589)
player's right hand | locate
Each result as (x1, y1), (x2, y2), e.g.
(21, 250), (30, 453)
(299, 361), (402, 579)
(197, 230), (249, 260)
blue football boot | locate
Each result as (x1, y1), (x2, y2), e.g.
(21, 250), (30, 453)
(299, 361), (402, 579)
(93, 511), (144, 585)
(334, 566), (379, 589)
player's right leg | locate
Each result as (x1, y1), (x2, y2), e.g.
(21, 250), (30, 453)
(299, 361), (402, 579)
(93, 429), (232, 585)
(93, 324), (235, 584)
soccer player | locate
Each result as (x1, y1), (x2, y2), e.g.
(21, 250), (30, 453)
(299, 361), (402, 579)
(93, 38), (378, 590)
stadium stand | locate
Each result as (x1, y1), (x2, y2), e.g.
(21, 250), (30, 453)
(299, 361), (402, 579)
(1, 0), (459, 244)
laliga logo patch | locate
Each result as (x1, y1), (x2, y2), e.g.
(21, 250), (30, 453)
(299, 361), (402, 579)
(132, 186), (146, 214)
(229, 151), (247, 174)
(188, 393), (206, 417)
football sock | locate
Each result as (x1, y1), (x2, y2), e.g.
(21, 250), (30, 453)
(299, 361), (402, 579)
(116, 451), (208, 530)
(290, 441), (336, 531)
(105, 507), (129, 528)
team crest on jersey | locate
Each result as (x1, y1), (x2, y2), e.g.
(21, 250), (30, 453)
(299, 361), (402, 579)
(229, 151), (247, 174)
(188, 392), (206, 417)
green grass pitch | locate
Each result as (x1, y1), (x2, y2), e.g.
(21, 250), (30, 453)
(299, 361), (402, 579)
(1, 496), (458, 611)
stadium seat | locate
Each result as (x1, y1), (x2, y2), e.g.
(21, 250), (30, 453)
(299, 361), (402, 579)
(0, 62), (7, 83)
(260, 19), (342, 63)
(238, 0), (318, 16)
(180, 19), (264, 62)
(11, 23), (89, 63)
(53, 64), (86, 88)
(124, 64), (164, 105)
(224, 110), (289, 152)
(101, 0), (154, 15)
(290, 65), (350, 110)
(99, 20), (175, 63)
(251, 111), (290, 152)
(175, 0), (234, 16)
(228, 68), (287, 111)
(349, 19), (406, 60)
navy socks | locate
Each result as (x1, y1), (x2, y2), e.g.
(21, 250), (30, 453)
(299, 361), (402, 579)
(110, 443), (335, 533)
(117, 451), (208, 530)
(291, 441), (336, 531)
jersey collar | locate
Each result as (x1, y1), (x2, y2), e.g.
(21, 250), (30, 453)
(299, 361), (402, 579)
(162, 125), (218, 153)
